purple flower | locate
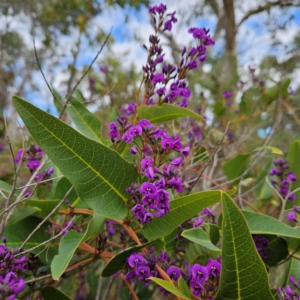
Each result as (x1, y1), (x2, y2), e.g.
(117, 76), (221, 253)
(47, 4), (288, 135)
(140, 182), (157, 195)
(27, 160), (41, 171)
(167, 266), (181, 280)
(15, 149), (23, 164)
(285, 285), (296, 296)
(170, 156), (183, 168)
(127, 253), (147, 268)
(191, 264), (208, 282)
(135, 265), (151, 280)
(190, 279), (204, 297)
(193, 217), (203, 228)
(122, 133), (133, 143)
(202, 208), (215, 217)
(167, 177), (183, 193)
(287, 172), (297, 182)
(152, 74), (165, 84)
(187, 60), (198, 70)
(141, 158), (153, 169)
(109, 131), (120, 142)
(109, 122), (118, 131)
(287, 211), (297, 222)
(157, 86), (166, 96)
(129, 125), (143, 137)
(156, 189), (170, 203)
(145, 167), (156, 179)
(180, 146), (190, 157)
(132, 204), (146, 221)
(293, 206), (300, 214)
(125, 270), (136, 283)
(130, 147), (138, 155)
(142, 194), (158, 209)
(206, 259), (221, 277)
(161, 138), (174, 149)
(164, 20), (172, 31)
(138, 119), (152, 129)
(223, 91), (233, 99)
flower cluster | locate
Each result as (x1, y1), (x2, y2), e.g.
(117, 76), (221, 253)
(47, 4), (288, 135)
(270, 159), (297, 201)
(125, 250), (221, 299)
(109, 118), (189, 224)
(142, 4), (214, 107)
(278, 276), (300, 300)
(287, 206), (300, 223)
(0, 238), (26, 299)
(252, 235), (269, 259)
(15, 144), (54, 189)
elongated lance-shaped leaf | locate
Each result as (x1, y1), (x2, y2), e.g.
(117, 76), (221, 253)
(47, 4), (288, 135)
(67, 95), (104, 144)
(12, 96), (137, 220)
(137, 103), (204, 123)
(243, 210), (300, 239)
(51, 213), (105, 280)
(143, 191), (221, 241)
(215, 193), (275, 300)
(42, 286), (71, 300)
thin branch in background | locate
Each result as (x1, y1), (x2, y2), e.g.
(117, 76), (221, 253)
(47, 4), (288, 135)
(17, 216), (75, 257)
(102, 276), (115, 300)
(187, 122), (229, 194)
(95, 261), (104, 300)
(16, 175), (64, 190)
(59, 29), (112, 119)
(33, 36), (59, 104)
(17, 186), (73, 251)
(238, 175), (245, 209)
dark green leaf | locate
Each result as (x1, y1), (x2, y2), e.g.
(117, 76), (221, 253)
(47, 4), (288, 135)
(215, 193), (275, 300)
(8, 206), (40, 225)
(42, 286), (72, 300)
(204, 223), (220, 245)
(286, 140), (300, 208)
(137, 103), (204, 123)
(222, 153), (251, 181)
(25, 199), (60, 217)
(143, 191), (221, 241)
(13, 96), (137, 220)
(263, 235), (288, 267)
(4, 217), (58, 264)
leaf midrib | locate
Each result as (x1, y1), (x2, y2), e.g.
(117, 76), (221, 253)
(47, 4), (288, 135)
(17, 98), (125, 201)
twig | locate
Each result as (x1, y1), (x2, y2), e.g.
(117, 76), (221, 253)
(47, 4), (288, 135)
(18, 186), (73, 251)
(95, 261), (104, 300)
(102, 276), (115, 300)
(266, 178), (285, 221)
(59, 29), (112, 119)
(16, 175), (64, 190)
(16, 216), (75, 257)
(187, 123), (229, 194)
(33, 37), (59, 105)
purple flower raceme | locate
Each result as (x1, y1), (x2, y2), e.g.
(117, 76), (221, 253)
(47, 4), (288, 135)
(125, 250), (221, 298)
(252, 235), (269, 259)
(278, 276), (300, 299)
(0, 238), (27, 299)
(270, 159), (297, 201)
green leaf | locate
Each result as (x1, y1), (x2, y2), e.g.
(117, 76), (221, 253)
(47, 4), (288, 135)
(12, 96), (137, 220)
(254, 146), (283, 155)
(51, 213), (104, 280)
(243, 210), (300, 239)
(8, 206), (40, 225)
(222, 153), (251, 181)
(254, 160), (274, 200)
(178, 276), (191, 299)
(42, 286), (72, 300)
(54, 177), (80, 206)
(149, 277), (191, 300)
(282, 257), (300, 287)
(181, 227), (221, 252)
(263, 235), (288, 267)
(52, 88), (64, 113)
(143, 191), (221, 241)
(286, 140), (300, 208)
(204, 223), (220, 245)
(215, 193), (275, 300)
(137, 103), (204, 123)
(102, 241), (153, 277)
(4, 217), (58, 264)
(67, 95), (104, 144)
(25, 199), (61, 217)
(0, 180), (14, 194)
